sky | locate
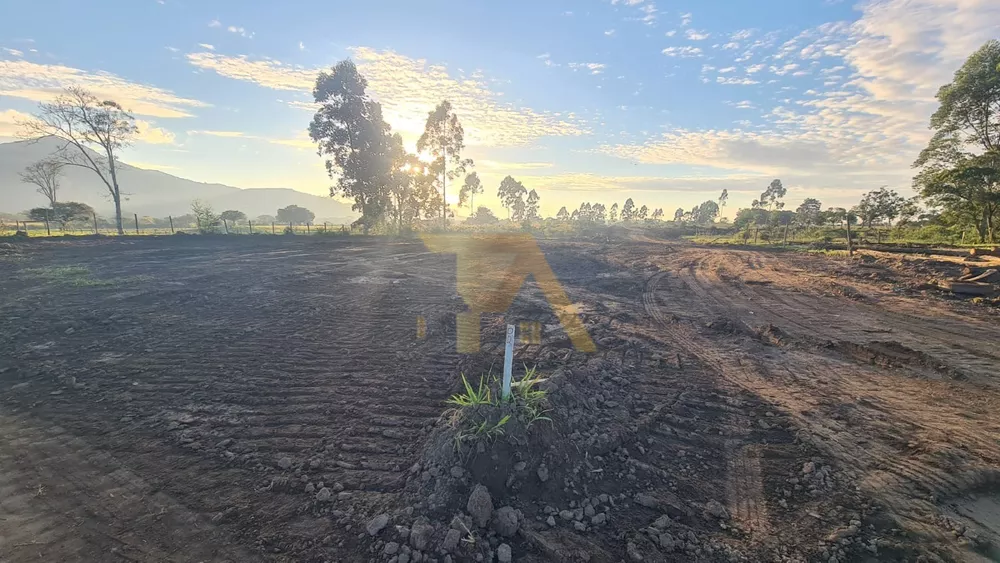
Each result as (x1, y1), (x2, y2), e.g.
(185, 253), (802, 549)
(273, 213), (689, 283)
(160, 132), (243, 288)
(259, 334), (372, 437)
(1, 0), (998, 218)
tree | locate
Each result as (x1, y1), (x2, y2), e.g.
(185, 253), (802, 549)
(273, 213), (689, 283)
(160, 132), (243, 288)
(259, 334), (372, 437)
(652, 208), (664, 220)
(417, 100), (472, 229)
(854, 187), (905, 227)
(795, 198), (822, 226)
(309, 60), (396, 233)
(497, 176), (527, 220)
(20, 159), (64, 206)
(20, 87), (138, 234)
(191, 200), (221, 234)
(30, 203), (92, 227)
(525, 189), (541, 220)
(556, 206), (569, 220)
(609, 202), (619, 223)
(592, 203), (607, 223)
(467, 206), (499, 225)
(621, 198), (636, 221)
(693, 200), (720, 224)
(718, 189), (729, 217)
(220, 210), (247, 224)
(276, 205), (316, 225)
(256, 214), (276, 224)
(913, 41), (1000, 242)
(757, 179), (786, 211)
(458, 172), (483, 213)
(637, 205), (649, 221)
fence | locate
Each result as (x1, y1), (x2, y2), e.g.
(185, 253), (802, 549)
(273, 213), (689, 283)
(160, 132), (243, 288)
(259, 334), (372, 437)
(1, 215), (350, 238)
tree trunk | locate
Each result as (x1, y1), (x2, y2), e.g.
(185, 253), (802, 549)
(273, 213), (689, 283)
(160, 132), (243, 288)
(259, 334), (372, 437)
(113, 195), (124, 235)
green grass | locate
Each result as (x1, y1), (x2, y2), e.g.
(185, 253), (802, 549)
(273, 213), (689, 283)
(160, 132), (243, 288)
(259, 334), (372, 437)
(447, 373), (494, 407)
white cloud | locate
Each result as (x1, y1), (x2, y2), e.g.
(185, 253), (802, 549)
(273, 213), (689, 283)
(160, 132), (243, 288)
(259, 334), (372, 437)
(716, 76), (760, 85)
(477, 160), (553, 170)
(208, 19), (221, 28)
(665, 30), (677, 37)
(0, 59), (208, 118)
(569, 62), (606, 74)
(731, 29), (755, 41)
(746, 64), (765, 73)
(0, 108), (33, 138)
(188, 129), (312, 149)
(299, 41), (306, 50)
(718, 66), (736, 73)
(680, 12), (692, 26)
(185, 48), (589, 147)
(605, 29), (616, 36)
(134, 119), (176, 144)
(3, 48), (24, 57)
(685, 29), (710, 41)
(198, 43), (215, 51)
(661, 46), (702, 58)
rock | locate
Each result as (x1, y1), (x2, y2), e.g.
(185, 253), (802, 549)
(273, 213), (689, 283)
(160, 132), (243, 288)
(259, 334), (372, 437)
(513, 461), (527, 472)
(304, 483), (315, 493)
(546, 515), (556, 527)
(652, 515), (671, 530)
(492, 507), (520, 537)
(627, 541), (644, 561)
(315, 487), (332, 502)
(705, 500), (729, 520)
(658, 532), (675, 550)
(385, 541), (400, 555)
(442, 529), (462, 552)
(802, 462), (815, 474)
(497, 543), (512, 563)
(398, 554), (411, 563)
(634, 493), (659, 509)
(367, 513), (390, 536)
(537, 465), (549, 482)
(584, 505), (596, 518)
(410, 519), (434, 550)
(278, 457), (292, 469)
(450, 466), (465, 478)
(573, 521), (587, 532)
(559, 510), (575, 521)
(591, 513), (607, 525)
(467, 485), (494, 528)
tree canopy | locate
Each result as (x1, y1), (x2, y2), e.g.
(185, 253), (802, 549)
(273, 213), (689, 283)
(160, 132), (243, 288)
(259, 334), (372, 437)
(276, 205), (316, 225)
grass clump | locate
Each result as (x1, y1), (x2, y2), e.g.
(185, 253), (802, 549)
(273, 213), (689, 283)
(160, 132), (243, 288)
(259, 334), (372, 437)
(445, 364), (552, 451)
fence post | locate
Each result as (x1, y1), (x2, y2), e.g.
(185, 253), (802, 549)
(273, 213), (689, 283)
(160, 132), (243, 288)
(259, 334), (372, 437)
(289, 222), (292, 234)
(306, 222), (310, 234)
(248, 219), (253, 234)
(169, 216), (175, 234)
(753, 227), (759, 244)
(44, 217), (50, 236)
(783, 223), (788, 245)
(845, 219), (854, 257)
(223, 218), (229, 235)
(134, 213), (140, 235)
(324, 222), (327, 233)
(93, 212), (99, 234)
(271, 222), (275, 235)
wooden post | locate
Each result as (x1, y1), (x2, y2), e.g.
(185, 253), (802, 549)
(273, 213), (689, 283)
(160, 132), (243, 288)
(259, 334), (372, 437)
(846, 219), (854, 257)
(134, 213), (140, 235)
(753, 227), (759, 244)
(44, 217), (50, 236)
(248, 219), (253, 234)
(289, 222), (292, 234)
(169, 215), (175, 234)
(306, 222), (310, 234)
(93, 212), (99, 234)
(271, 222), (275, 235)
(783, 223), (788, 245)
(223, 218), (229, 235)
(324, 222), (328, 233)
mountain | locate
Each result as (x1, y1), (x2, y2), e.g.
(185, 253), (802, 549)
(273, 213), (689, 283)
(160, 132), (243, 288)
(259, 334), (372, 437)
(0, 138), (356, 222)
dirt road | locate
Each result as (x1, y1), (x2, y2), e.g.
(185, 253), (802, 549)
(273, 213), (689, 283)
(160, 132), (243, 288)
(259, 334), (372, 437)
(1, 236), (997, 562)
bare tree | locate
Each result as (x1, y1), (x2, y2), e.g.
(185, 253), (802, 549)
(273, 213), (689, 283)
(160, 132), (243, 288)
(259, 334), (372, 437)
(20, 159), (64, 206)
(20, 87), (138, 234)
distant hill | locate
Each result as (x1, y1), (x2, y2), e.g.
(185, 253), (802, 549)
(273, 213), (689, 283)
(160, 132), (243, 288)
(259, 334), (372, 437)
(0, 138), (356, 222)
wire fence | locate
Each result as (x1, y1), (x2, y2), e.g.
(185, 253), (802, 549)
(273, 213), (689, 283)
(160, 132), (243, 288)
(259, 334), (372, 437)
(1, 214), (351, 238)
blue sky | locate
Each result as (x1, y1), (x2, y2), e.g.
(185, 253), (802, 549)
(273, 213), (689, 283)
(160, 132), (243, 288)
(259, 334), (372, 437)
(2, 0), (998, 217)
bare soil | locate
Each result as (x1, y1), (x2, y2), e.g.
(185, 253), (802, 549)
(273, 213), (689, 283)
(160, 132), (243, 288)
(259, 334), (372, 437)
(1, 235), (999, 562)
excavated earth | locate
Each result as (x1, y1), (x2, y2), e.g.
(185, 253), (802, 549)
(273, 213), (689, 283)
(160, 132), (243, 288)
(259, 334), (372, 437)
(1, 235), (999, 563)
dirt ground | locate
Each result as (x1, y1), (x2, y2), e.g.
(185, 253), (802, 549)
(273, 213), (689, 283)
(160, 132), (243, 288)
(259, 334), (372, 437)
(1, 235), (999, 563)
